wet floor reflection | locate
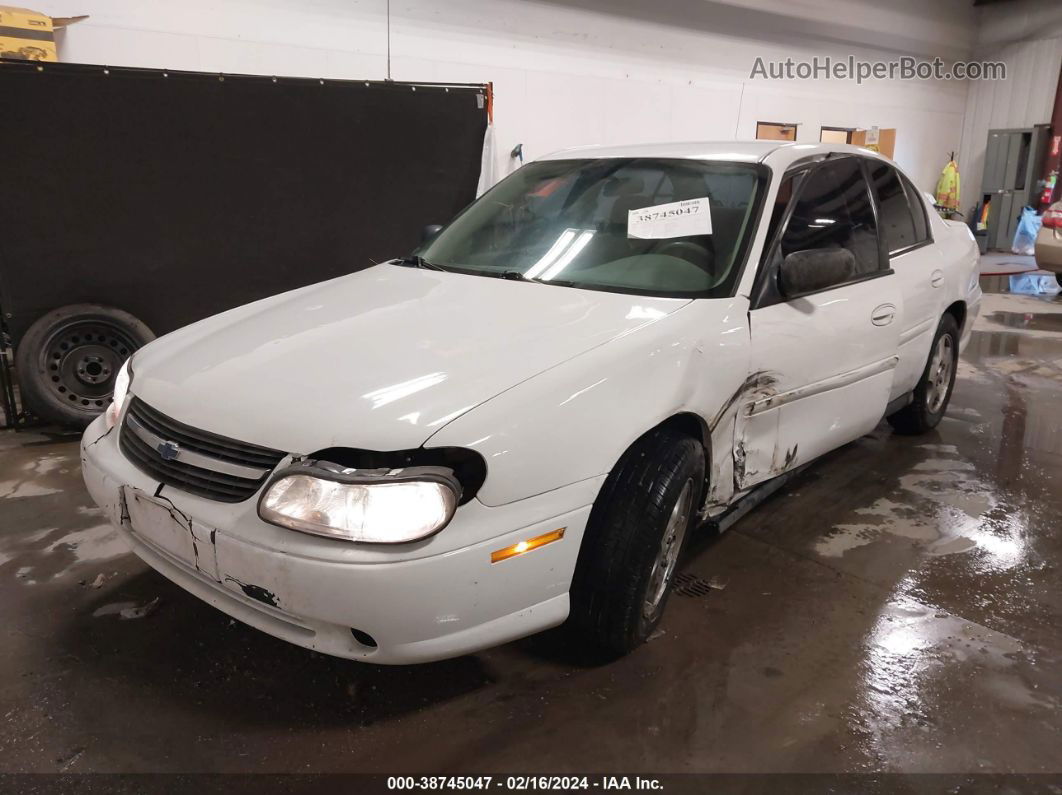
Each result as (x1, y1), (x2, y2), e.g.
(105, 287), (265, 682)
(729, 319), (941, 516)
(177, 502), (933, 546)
(1, 274), (1062, 774)
(841, 277), (1062, 770)
(986, 310), (1062, 333)
(729, 274), (1062, 772)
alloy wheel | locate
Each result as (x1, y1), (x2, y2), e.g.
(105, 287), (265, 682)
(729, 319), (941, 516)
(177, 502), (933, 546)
(926, 334), (955, 414)
(642, 478), (694, 619)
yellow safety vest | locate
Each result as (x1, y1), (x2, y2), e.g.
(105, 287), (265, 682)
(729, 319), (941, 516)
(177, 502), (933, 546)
(935, 160), (961, 211)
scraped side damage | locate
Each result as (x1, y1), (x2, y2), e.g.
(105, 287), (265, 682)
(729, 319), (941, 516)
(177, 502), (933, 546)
(708, 371), (779, 434)
(705, 371), (780, 510)
(783, 443), (799, 470)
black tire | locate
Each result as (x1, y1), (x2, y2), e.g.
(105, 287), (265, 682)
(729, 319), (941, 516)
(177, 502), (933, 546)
(1055, 273), (1062, 289)
(887, 314), (959, 435)
(14, 304), (153, 428)
(568, 427), (705, 658)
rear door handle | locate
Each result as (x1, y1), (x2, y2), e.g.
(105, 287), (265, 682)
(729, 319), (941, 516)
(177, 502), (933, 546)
(872, 303), (896, 326)
(930, 269), (944, 288)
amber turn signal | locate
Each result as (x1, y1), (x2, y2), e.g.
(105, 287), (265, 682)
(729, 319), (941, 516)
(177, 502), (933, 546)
(490, 527), (566, 563)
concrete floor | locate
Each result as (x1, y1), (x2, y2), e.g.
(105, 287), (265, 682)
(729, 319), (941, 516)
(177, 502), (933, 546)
(2, 272), (1061, 776)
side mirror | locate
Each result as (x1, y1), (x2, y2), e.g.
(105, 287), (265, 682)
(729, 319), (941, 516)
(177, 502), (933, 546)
(422, 224), (444, 244)
(779, 248), (856, 298)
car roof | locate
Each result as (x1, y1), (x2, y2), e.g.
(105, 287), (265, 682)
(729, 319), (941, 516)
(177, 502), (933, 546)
(537, 141), (889, 169)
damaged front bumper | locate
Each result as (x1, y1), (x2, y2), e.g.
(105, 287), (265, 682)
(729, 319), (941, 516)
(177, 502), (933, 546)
(80, 414), (598, 664)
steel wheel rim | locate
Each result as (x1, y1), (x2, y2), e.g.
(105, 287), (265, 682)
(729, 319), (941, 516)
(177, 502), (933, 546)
(926, 334), (954, 414)
(643, 478), (694, 619)
(38, 319), (139, 413)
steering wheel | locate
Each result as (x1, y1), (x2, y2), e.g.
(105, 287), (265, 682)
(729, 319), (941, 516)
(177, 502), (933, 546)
(655, 240), (715, 276)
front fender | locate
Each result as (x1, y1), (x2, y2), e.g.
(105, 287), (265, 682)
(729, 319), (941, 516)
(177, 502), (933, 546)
(427, 300), (750, 507)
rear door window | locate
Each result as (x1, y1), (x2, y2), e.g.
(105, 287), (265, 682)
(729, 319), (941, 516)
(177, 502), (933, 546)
(868, 161), (923, 254)
(901, 175), (930, 245)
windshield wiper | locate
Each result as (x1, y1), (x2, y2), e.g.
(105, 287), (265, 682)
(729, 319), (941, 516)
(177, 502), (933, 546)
(396, 262), (579, 288)
(481, 270), (578, 288)
(465, 269), (531, 282)
(394, 255), (449, 272)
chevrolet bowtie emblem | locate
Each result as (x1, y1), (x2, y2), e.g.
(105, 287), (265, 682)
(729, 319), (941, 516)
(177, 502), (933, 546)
(156, 440), (181, 461)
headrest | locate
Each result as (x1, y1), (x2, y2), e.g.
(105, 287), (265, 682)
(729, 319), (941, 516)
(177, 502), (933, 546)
(602, 176), (645, 197)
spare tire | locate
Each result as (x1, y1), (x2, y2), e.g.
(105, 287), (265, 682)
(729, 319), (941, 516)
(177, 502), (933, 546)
(15, 304), (154, 428)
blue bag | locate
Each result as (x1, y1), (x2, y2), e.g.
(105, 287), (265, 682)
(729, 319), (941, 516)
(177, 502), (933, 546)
(1011, 206), (1042, 255)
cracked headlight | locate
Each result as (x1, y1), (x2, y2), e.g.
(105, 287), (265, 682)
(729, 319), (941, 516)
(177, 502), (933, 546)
(105, 359), (133, 429)
(258, 463), (461, 544)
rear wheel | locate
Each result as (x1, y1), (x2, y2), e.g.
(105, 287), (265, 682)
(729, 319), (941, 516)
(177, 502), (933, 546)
(15, 304), (153, 428)
(887, 314), (959, 435)
(568, 427), (704, 658)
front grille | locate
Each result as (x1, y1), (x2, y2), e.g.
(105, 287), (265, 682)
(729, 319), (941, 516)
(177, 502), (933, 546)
(120, 397), (286, 502)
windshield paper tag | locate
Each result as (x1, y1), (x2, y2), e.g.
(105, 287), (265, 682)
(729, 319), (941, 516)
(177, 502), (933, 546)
(628, 197), (712, 239)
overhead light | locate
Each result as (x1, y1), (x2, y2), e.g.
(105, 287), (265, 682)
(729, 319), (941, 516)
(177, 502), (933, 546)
(540, 231), (593, 280)
(524, 229), (577, 279)
(362, 372), (446, 408)
(524, 229), (594, 281)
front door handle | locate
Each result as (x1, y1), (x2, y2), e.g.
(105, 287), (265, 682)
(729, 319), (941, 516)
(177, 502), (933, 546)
(930, 269), (944, 288)
(872, 303), (896, 326)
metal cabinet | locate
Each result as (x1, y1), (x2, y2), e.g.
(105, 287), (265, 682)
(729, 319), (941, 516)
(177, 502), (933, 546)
(980, 125), (1050, 251)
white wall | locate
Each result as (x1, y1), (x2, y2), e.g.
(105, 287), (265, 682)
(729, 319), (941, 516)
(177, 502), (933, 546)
(957, 0), (1062, 212)
(43, 0), (979, 191)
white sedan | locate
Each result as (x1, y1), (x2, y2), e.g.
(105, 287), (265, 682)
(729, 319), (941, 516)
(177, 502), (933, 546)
(81, 141), (981, 663)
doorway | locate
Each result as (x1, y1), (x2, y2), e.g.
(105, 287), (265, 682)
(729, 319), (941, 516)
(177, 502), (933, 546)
(820, 126), (854, 144)
(756, 122), (797, 141)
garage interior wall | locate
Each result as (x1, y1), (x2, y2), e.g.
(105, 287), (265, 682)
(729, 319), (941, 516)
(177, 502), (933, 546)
(40, 0), (984, 192)
(957, 1), (1062, 213)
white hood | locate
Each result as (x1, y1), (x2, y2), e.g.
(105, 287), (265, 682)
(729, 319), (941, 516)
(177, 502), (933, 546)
(131, 265), (689, 453)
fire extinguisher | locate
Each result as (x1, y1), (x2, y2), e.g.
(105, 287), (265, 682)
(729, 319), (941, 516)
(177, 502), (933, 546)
(1042, 171), (1058, 206)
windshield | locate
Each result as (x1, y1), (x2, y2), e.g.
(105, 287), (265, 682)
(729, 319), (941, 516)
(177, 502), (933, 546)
(417, 157), (768, 297)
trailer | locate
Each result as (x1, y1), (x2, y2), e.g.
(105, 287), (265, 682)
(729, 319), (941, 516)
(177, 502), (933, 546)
(0, 59), (489, 427)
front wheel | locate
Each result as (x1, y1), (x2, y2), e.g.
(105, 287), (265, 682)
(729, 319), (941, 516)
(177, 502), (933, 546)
(887, 314), (959, 435)
(568, 427), (704, 658)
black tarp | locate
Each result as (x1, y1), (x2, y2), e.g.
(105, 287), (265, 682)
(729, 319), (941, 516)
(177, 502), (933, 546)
(0, 60), (489, 345)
